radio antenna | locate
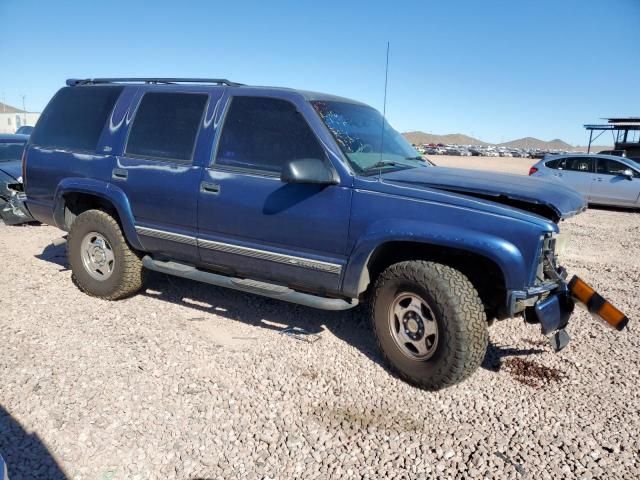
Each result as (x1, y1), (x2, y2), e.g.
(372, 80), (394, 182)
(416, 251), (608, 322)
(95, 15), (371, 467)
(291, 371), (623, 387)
(378, 41), (390, 180)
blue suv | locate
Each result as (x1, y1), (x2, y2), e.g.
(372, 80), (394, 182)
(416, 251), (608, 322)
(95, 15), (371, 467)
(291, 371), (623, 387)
(23, 78), (621, 389)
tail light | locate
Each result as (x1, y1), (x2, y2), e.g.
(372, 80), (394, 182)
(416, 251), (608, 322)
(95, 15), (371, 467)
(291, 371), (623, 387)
(528, 166), (538, 176)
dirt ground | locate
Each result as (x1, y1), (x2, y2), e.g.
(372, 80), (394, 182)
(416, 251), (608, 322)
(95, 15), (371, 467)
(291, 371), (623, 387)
(0, 157), (638, 479)
(433, 154), (534, 175)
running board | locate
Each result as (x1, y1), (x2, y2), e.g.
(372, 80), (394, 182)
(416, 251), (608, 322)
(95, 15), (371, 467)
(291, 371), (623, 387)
(142, 256), (358, 311)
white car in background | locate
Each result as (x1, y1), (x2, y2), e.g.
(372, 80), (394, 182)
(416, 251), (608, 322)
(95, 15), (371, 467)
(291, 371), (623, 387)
(529, 154), (640, 208)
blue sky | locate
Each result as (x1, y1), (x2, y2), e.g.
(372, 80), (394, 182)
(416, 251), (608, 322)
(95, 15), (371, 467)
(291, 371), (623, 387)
(1, 0), (639, 145)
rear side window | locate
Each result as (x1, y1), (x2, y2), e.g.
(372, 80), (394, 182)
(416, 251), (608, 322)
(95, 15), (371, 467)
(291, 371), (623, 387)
(126, 92), (208, 163)
(564, 157), (593, 172)
(215, 96), (325, 173)
(545, 158), (565, 169)
(31, 86), (123, 151)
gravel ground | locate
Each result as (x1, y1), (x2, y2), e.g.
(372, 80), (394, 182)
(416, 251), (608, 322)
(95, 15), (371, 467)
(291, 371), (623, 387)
(1, 206), (639, 478)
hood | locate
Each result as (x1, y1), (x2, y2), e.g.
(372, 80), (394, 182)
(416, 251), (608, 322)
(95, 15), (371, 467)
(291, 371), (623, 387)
(382, 166), (587, 222)
(0, 160), (22, 182)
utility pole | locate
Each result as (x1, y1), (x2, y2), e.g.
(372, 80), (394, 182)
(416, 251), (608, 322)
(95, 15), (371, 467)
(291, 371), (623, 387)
(21, 95), (27, 126)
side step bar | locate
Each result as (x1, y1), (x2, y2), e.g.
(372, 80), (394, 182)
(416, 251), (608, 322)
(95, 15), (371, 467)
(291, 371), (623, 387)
(142, 256), (358, 311)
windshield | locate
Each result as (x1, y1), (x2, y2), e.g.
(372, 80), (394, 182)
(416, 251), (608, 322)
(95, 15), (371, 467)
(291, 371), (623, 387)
(0, 140), (26, 162)
(311, 100), (427, 174)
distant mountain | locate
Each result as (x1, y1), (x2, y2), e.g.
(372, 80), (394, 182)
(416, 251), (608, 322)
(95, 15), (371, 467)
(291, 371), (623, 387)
(403, 131), (488, 146)
(498, 137), (573, 150)
(402, 131), (599, 151)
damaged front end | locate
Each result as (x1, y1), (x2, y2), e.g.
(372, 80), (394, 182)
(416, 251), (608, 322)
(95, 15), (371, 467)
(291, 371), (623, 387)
(0, 181), (34, 225)
(509, 233), (628, 351)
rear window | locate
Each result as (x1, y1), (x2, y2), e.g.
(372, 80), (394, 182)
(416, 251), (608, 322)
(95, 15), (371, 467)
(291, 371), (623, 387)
(125, 92), (208, 163)
(31, 86), (123, 151)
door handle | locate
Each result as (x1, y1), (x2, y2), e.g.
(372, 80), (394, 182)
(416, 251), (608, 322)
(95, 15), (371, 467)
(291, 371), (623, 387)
(200, 182), (221, 195)
(112, 168), (128, 180)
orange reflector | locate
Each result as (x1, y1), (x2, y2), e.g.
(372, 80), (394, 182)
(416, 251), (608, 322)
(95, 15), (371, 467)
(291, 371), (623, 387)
(569, 276), (595, 304)
(597, 302), (628, 331)
(568, 275), (629, 331)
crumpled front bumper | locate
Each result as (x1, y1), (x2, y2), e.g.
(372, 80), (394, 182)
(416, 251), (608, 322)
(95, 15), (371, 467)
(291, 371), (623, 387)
(509, 272), (628, 351)
(0, 184), (34, 225)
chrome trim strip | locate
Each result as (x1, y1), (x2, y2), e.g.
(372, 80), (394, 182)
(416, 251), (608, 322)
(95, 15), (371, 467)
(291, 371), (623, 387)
(135, 226), (198, 246)
(135, 226), (342, 274)
(197, 239), (342, 275)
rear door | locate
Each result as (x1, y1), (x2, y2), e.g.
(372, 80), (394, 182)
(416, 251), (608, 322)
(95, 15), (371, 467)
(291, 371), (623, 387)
(592, 158), (640, 206)
(196, 93), (352, 294)
(114, 89), (214, 263)
(554, 156), (595, 200)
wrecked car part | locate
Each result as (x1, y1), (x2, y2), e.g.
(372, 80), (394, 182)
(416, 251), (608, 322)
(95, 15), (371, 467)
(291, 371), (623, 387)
(569, 276), (629, 331)
(279, 327), (322, 343)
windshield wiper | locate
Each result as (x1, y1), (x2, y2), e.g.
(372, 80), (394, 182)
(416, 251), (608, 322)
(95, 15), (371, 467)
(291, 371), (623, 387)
(362, 161), (400, 172)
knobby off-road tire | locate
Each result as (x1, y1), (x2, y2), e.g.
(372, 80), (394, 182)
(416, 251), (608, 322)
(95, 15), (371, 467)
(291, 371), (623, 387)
(67, 209), (145, 300)
(371, 260), (488, 390)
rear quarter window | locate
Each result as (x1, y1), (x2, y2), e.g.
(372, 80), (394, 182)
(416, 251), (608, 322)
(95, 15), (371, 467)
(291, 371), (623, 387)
(31, 86), (123, 151)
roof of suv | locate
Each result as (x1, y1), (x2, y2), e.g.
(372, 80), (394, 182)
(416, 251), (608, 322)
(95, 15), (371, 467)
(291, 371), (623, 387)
(65, 78), (369, 107)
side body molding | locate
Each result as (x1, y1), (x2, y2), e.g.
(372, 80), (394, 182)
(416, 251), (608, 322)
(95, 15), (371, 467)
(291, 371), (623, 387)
(53, 177), (142, 250)
(341, 220), (527, 298)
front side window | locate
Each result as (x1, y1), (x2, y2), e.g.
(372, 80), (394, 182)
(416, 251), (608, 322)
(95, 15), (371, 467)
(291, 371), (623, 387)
(597, 158), (634, 176)
(312, 100), (425, 174)
(31, 86), (123, 151)
(564, 157), (593, 173)
(215, 96), (325, 173)
(126, 92), (208, 163)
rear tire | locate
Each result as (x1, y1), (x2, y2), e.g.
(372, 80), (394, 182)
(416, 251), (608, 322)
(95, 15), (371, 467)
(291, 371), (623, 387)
(371, 260), (488, 390)
(67, 209), (145, 300)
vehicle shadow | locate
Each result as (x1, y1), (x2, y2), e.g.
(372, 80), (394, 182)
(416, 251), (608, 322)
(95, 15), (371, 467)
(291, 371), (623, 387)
(0, 405), (67, 479)
(142, 271), (544, 376)
(34, 246), (547, 379)
(587, 204), (637, 214)
(35, 243), (68, 269)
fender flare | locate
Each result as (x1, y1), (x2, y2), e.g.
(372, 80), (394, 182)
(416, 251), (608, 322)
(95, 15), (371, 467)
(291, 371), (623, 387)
(341, 220), (528, 298)
(53, 178), (143, 250)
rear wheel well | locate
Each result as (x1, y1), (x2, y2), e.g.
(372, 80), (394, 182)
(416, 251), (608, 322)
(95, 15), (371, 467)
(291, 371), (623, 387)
(364, 241), (507, 320)
(61, 192), (120, 230)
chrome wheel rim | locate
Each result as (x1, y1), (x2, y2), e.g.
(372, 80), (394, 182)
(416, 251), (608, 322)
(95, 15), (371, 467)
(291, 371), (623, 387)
(388, 292), (439, 360)
(80, 232), (115, 281)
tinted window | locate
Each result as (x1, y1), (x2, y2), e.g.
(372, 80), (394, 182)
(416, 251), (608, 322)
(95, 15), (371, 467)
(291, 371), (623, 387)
(126, 92), (208, 163)
(0, 140), (26, 162)
(215, 96), (325, 173)
(564, 157), (593, 173)
(31, 86), (123, 151)
(546, 159), (561, 169)
(597, 158), (631, 175)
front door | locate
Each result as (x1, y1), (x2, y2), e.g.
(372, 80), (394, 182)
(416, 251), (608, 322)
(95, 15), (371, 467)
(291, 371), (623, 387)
(114, 90), (213, 263)
(197, 94), (351, 294)
(592, 158), (640, 206)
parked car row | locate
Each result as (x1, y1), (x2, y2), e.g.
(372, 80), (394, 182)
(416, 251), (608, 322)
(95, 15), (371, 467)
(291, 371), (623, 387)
(415, 143), (576, 159)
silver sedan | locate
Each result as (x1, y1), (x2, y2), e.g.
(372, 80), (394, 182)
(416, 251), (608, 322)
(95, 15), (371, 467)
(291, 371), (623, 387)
(529, 154), (640, 208)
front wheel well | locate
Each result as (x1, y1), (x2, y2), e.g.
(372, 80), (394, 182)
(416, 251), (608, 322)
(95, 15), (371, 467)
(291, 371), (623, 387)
(363, 241), (507, 320)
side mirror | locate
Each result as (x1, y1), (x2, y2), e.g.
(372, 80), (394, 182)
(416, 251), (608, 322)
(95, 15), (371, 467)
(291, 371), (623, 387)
(280, 158), (338, 185)
(623, 169), (634, 179)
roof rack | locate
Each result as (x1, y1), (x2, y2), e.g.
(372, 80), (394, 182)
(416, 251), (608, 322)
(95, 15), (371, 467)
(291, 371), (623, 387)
(66, 78), (244, 87)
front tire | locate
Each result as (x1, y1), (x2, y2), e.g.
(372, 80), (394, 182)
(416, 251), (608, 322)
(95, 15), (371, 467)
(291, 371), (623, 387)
(371, 261), (488, 390)
(67, 209), (145, 300)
